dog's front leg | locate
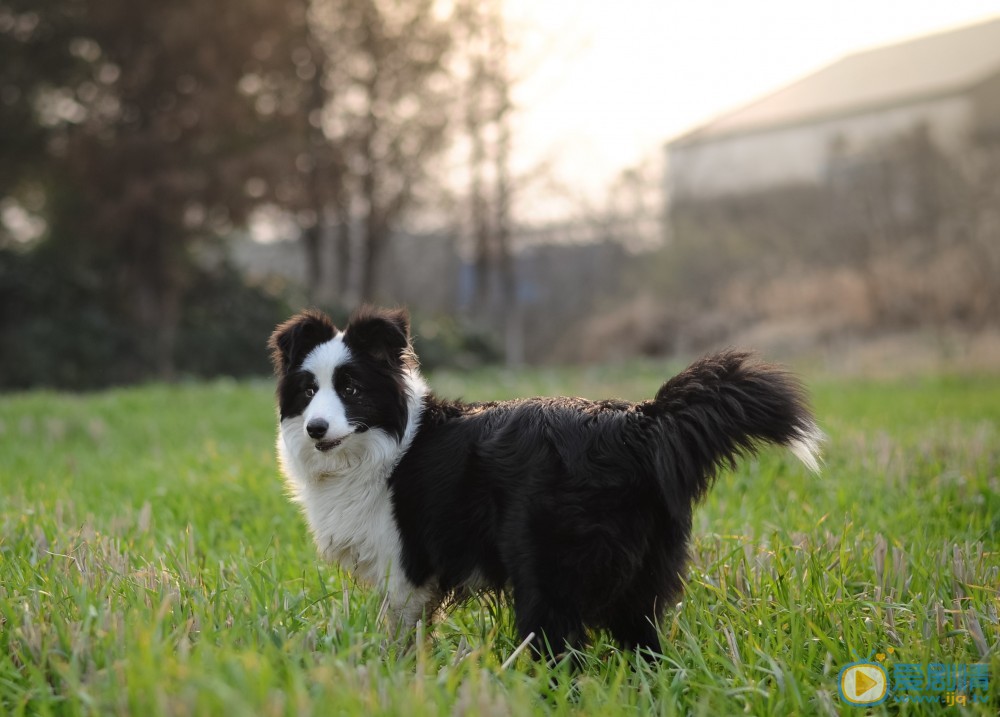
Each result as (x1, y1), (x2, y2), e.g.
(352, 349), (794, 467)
(382, 579), (439, 645)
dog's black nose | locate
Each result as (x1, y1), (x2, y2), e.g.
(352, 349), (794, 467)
(306, 419), (329, 439)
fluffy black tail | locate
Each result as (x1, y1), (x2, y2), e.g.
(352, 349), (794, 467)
(646, 349), (822, 506)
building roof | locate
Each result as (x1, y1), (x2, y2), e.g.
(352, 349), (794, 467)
(673, 16), (1000, 146)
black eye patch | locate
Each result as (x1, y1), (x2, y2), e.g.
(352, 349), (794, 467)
(333, 361), (407, 440)
(334, 367), (360, 398)
(278, 370), (318, 419)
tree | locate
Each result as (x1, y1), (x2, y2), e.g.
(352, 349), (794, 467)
(453, 0), (520, 362)
(0, 0), (311, 378)
(310, 0), (452, 304)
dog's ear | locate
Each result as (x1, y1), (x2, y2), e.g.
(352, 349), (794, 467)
(345, 306), (411, 367)
(268, 310), (337, 375)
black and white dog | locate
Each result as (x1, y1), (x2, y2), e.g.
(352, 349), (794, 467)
(269, 306), (821, 657)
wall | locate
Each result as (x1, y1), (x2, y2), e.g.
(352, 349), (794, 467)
(667, 94), (973, 201)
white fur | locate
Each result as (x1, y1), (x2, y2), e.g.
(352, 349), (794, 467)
(789, 421), (825, 474)
(277, 334), (434, 634)
(300, 338), (353, 441)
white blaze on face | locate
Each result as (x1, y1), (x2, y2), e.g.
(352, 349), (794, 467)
(274, 324), (432, 633)
(301, 334), (353, 441)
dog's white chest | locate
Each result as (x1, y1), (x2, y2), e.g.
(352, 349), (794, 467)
(274, 361), (433, 631)
(301, 469), (399, 585)
(279, 429), (403, 587)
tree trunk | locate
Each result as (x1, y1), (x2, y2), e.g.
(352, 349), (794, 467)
(467, 55), (492, 318)
(127, 215), (182, 381)
(302, 222), (323, 303)
(491, 7), (520, 366)
(359, 219), (385, 304)
(331, 210), (352, 305)
(360, 140), (383, 304)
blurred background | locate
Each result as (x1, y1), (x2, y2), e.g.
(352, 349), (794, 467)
(2, 0), (999, 390)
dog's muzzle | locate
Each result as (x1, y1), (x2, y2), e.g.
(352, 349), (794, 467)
(314, 438), (343, 452)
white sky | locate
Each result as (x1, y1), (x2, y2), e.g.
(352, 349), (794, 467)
(505, 0), (1000, 210)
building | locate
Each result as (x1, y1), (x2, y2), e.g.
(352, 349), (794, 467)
(666, 17), (1000, 203)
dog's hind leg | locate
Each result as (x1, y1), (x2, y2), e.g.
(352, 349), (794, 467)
(605, 539), (683, 658)
(606, 611), (662, 658)
(511, 582), (585, 664)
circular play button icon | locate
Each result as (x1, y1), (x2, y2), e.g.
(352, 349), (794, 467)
(839, 661), (888, 706)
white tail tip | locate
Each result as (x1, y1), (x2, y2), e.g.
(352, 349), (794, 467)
(789, 422), (824, 474)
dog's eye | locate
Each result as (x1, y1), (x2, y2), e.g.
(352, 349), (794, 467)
(344, 384), (358, 397)
(305, 388), (316, 398)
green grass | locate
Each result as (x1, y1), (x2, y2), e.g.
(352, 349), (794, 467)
(1, 363), (998, 715)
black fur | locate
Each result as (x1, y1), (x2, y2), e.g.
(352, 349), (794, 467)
(389, 350), (817, 656)
(269, 309), (336, 378)
(269, 310), (337, 420)
(268, 309), (410, 439)
(272, 307), (820, 659)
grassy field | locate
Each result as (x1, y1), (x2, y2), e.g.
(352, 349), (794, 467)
(1, 362), (998, 715)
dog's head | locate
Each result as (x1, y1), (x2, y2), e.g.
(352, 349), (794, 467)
(269, 306), (416, 456)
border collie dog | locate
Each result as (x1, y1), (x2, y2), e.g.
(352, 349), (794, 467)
(270, 306), (821, 657)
